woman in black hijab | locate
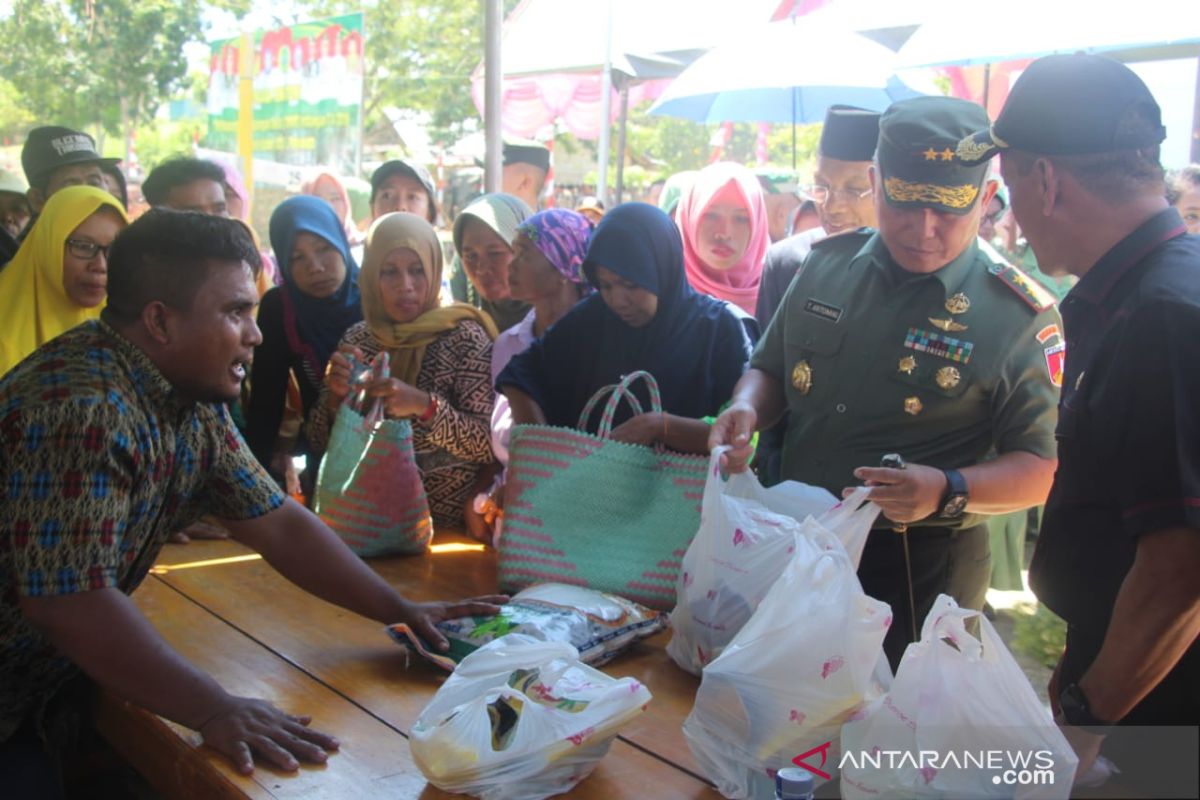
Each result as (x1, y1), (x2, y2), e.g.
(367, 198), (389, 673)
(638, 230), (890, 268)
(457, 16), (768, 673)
(498, 202), (756, 454)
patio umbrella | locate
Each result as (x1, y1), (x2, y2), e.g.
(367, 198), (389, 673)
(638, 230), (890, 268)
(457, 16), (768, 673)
(896, 0), (1200, 67)
(647, 17), (936, 125)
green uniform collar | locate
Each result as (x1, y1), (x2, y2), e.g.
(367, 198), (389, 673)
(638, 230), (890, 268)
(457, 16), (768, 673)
(861, 231), (980, 298)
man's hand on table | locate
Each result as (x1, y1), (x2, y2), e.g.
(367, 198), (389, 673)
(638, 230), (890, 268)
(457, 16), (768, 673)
(199, 695), (341, 775)
(399, 595), (509, 650)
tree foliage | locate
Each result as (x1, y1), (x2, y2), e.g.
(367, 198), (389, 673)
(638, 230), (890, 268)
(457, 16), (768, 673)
(304, 0), (520, 146)
(0, 0), (249, 140)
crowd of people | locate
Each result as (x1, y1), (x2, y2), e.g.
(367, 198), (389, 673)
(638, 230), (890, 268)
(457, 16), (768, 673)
(0, 51), (1197, 796)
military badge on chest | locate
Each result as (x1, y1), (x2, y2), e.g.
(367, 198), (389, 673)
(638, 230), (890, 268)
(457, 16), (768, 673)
(791, 360), (813, 395)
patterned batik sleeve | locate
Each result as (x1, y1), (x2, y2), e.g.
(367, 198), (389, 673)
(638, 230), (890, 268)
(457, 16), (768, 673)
(202, 405), (287, 521)
(3, 403), (138, 597)
(422, 321), (496, 464)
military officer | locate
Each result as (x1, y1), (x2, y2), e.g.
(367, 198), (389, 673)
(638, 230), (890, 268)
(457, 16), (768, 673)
(711, 96), (1063, 668)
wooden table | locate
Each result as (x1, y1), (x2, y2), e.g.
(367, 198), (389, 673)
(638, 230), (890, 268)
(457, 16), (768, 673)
(98, 531), (722, 800)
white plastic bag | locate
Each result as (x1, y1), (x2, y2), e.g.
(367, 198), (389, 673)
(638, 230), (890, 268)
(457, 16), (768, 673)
(668, 449), (880, 675)
(840, 595), (1077, 800)
(410, 633), (652, 800)
(683, 517), (893, 799)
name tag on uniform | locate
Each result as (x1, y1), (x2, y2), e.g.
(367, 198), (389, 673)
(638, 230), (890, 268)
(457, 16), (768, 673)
(804, 298), (844, 323)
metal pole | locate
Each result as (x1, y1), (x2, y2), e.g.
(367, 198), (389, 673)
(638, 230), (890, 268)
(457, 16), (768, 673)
(354, 10), (366, 179)
(615, 78), (629, 204)
(596, 0), (614, 206)
(484, 0), (503, 194)
(1191, 55), (1200, 163)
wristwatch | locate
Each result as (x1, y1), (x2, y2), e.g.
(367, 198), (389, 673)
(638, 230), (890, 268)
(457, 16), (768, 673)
(939, 468), (969, 518)
(1059, 683), (1113, 731)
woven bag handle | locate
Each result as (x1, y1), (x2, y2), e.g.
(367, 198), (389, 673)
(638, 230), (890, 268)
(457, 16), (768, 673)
(577, 381), (645, 433)
(596, 371), (663, 439)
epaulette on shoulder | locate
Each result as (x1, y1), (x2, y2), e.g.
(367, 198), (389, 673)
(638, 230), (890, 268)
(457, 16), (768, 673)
(810, 227), (871, 251)
(980, 245), (1056, 312)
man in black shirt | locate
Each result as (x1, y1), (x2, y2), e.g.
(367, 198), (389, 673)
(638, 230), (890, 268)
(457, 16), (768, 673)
(962, 54), (1200, 788)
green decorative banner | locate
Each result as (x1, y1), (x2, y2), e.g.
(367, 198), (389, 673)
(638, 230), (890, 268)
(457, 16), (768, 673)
(206, 13), (364, 174)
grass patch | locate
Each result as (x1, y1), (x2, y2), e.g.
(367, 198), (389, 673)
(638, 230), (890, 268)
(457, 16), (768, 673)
(1009, 601), (1067, 669)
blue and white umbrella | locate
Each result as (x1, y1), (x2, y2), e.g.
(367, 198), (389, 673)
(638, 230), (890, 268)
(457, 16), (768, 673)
(648, 16), (937, 124)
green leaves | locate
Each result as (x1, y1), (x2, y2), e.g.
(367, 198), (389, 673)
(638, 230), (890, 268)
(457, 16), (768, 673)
(0, 0), (228, 137)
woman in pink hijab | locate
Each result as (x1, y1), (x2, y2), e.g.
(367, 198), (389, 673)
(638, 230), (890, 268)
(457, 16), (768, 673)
(302, 170), (362, 246)
(677, 161), (769, 316)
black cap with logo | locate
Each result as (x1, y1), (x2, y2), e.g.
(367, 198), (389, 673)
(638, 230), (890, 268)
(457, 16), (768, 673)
(956, 53), (1166, 163)
(877, 96), (992, 215)
(21, 126), (120, 188)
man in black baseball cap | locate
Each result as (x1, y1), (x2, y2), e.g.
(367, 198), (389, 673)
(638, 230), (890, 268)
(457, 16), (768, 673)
(369, 159), (437, 224)
(967, 54), (1199, 788)
(20, 126), (121, 215)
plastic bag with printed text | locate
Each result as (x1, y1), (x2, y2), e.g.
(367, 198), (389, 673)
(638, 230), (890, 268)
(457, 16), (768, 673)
(388, 582), (668, 671)
(668, 447), (880, 676)
(841, 594), (1077, 799)
(410, 633), (653, 800)
(683, 516), (892, 798)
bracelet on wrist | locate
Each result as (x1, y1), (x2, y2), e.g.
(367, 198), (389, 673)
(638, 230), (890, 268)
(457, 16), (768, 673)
(418, 393), (438, 423)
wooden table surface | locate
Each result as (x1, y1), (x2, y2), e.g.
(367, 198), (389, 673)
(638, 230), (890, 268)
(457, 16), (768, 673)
(103, 531), (722, 800)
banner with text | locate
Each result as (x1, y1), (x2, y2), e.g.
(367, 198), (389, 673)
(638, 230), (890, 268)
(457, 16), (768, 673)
(206, 13), (364, 175)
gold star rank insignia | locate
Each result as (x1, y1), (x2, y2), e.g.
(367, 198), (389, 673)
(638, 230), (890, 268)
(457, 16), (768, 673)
(898, 355), (917, 375)
(935, 366), (961, 390)
(904, 396), (923, 416)
(923, 147), (940, 161)
(945, 293), (971, 315)
(791, 360), (813, 395)
(940, 148), (955, 161)
(929, 317), (968, 333)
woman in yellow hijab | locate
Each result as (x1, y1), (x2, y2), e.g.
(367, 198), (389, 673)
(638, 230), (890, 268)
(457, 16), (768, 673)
(309, 212), (499, 528)
(0, 185), (129, 376)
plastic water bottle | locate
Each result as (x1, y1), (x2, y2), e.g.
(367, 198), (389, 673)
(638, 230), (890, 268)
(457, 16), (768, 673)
(775, 768), (816, 800)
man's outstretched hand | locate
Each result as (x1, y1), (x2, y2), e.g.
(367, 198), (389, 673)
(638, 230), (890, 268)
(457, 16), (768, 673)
(199, 696), (341, 775)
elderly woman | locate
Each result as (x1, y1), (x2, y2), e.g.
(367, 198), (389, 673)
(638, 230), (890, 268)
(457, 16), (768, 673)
(470, 209), (594, 541)
(312, 212), (498, 529)
(451, 193), (532, 332)
(677, 162), (769, 316)
(0, 185), (128, 376)
(498, 203), (755, 455)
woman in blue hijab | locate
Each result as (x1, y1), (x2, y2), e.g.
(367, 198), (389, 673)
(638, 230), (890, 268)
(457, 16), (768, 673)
(498, 202), (756, 453)
(246, 195), (363, 482)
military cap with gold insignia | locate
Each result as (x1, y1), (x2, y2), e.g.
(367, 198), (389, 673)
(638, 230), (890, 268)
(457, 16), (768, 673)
(877, 96), (992, 216)
(955, 54), (1165, 165)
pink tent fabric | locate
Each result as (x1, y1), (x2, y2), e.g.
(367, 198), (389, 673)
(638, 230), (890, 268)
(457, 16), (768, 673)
(470, 73), (670, 140)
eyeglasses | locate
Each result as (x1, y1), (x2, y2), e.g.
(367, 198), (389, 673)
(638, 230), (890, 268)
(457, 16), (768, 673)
(65, 239), (111, 260)
(805, 185), (873, 204)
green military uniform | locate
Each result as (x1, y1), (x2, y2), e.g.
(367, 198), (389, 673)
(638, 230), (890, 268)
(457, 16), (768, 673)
(752, 230), (1061, 513)
(749, 96), (1063, 667)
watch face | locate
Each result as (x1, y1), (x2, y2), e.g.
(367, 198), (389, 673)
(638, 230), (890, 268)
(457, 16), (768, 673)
(943, 495), (968, 517)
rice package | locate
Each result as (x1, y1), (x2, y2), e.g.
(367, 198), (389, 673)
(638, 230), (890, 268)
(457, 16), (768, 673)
(387, 583), (668, 670)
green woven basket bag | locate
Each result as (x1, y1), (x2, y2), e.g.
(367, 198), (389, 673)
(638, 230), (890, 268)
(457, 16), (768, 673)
(499, 371), (708, 609)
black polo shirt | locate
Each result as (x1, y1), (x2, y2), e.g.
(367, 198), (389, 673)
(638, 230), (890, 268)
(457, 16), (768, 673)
(1030, 208), (1200, 644)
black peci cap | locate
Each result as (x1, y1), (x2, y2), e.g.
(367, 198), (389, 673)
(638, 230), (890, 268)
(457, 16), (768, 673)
(819, 105), (882, 162)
